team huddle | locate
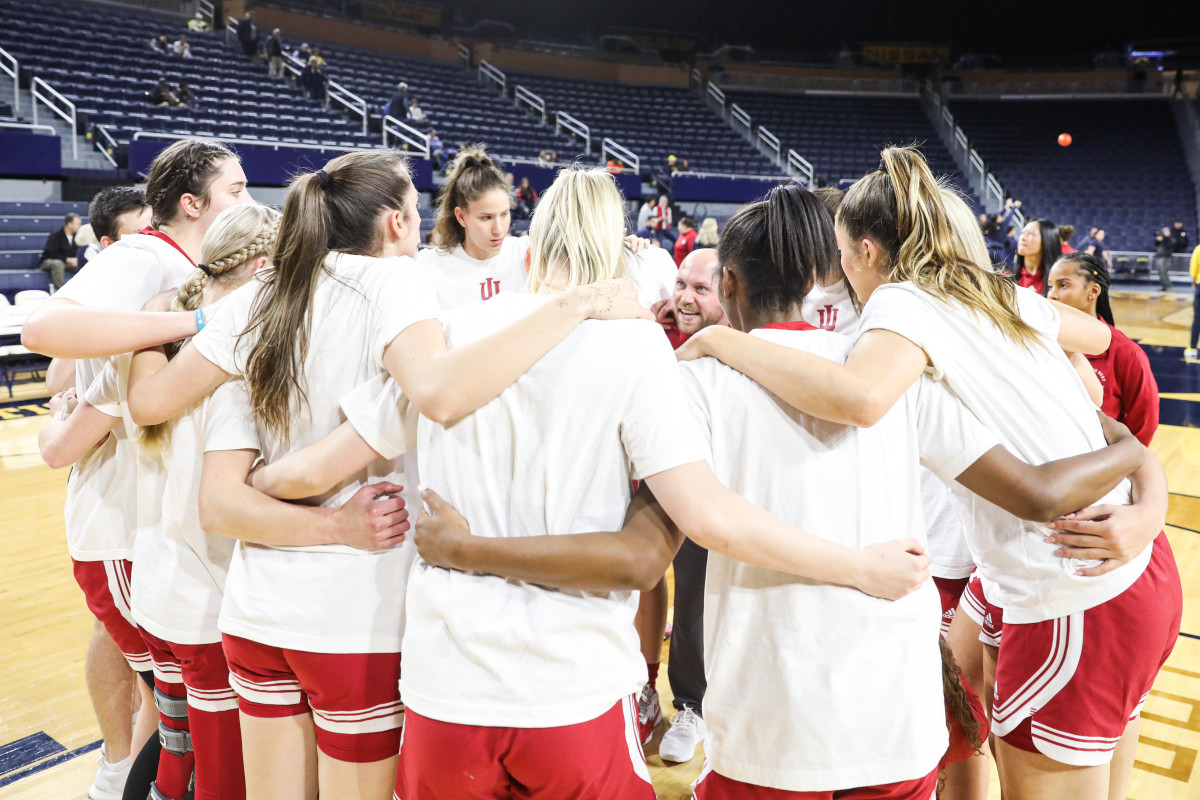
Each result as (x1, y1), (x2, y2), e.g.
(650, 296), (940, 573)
(24, 137), (1181, 800)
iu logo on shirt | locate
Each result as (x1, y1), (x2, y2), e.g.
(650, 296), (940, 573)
(816, 304), (838, 332)
(480, 277), (501, 301)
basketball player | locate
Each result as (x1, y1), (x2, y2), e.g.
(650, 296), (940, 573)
(675, 146), (1180, 800)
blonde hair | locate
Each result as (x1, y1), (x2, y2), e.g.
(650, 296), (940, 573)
(75, 224), (98, 247)
(137, 204), (280, 454)
(838, 145), (1041, 351)
(695, 217), (720, 246)
(526, 167), (627, 291)
(938, 185), (993, 273)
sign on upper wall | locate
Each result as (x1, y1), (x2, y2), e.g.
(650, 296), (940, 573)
(361, 0), (442, 29)
(862, 43), (951, 65)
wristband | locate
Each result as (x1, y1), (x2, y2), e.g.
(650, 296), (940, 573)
(195, 308), (206, 332)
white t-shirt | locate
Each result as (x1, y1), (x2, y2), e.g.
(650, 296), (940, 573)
(401, 293), (707, 728)
(131, 379), (257, 645)
(922, 468), (975, 580)
(625, 247), (677, 308)
(801, 278), (860, 336)
(682, 323), (997, 791)
(56, 233), (194, 561)
(417, 237), (530, 309)
(192, 252), (437, 653)
(859, 282), (1146, 623)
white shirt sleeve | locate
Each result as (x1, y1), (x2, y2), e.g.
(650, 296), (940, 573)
(339, 374), (416, 460)
(81, 360), (123, 418)
(203, 379), (260, 453)
(370, 262), (440, 368)
(191, 281), (258, 375)
(618, 325), (709, 480)
(1015, 287), (1062, 341)
(914, 377), (1001, 482)
(54, 245), (162, 311)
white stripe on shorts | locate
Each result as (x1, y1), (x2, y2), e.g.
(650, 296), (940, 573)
(1030, 720), (1121, 767)
(228, 671), (304, 707)
(188, 686), (240, 713)
(992, 612), (1084, 737)
(621, 694), (653, 784)
(104, 560), (137, 627)
(312, 699), (404, 735)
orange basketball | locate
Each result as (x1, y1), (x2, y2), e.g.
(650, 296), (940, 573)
(1058, 132), (1073, 147)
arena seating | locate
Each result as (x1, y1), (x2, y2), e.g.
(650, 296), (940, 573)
(0, 202), (87, 282)
(948, 98), (1197, 250)
(505, 73), (782, 176)
(726, 92), (976, 199)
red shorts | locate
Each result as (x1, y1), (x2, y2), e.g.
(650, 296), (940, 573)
(72, 558), (151, 671)
(932, 575), (970, 638)
(222, 634), (403, 763)
(991, 533), (1182, 766)
(958, 572), (1002, 648)
(692, 764), (937, 799)
(141, 631), (243, 800)
(396, 696), (655, 800)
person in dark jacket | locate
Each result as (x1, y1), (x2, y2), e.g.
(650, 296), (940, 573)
(1172, 220), (1190, 254)
(39, 213), (82, 290)
(236, 10), (258, 57)
(1155, 227), (1175, 292)
(266, 29), (284, 77)
(300, 57), (326, 100)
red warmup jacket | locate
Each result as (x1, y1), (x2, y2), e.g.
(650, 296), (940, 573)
(1086, 321), (1159, 446)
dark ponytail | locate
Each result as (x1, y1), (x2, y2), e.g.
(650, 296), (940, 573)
(1055, 252), (1114, 326)
(242, 149), (413, 443)
(717, 183), (836, 316)
(433, 144), (508, 250)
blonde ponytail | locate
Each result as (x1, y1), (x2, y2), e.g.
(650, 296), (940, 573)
(526, 167), (626, 292)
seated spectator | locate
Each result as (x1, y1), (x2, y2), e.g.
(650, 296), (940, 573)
(406, 98), (427, 122)
(188, 11), (210, 32)
(301, 58), (326, 100)
(74, 224), (98, 270)
(1173, 220), (1190, 253)
(677, 158), (691, 173)
(652, 248), (729, 349)
(667, 154), (678, 171)
(39, 213), (82, 290)
(516, 176), (538, 218)
(236, 9), (258, 56)
(1059, 224), (1076, 254)
(428, 128), (445, 170)
(148, 79), (180, 107)
(538, 149), (558, 164)
(386, 81), (409, 118)
(636, 196), (655, 233)
(266, 29), (284, 77)
(292, 42), (312, 61)
(177, 82), (195, 108)
(172, 34), (191, 58)
(606, 158), (624, 174)
(674, 217), (698, 266)
(694, 217), (720, 249)
(149, 34), (169, 54)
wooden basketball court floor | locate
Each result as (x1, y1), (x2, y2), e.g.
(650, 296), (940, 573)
(1, 292), (1199, 800)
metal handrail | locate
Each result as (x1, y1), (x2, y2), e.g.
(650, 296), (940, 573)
(968, 150), (986, 185)
(197, 0), (215, 32)
(31, 78), (76, 159)
(757, 125), (781, 164)
(224, 15), (237, 47)
(456, 43), (470, 66)
(690, 68), (703, 89)
(601, 137), (639, 173)
(131, 130), (374, 154)
(0, 120), (56, 134)
(787, 149), (814, 186)
(0, 46), (18, 113)
(283, 52), (305, 79)
(984, 174), (1004, 210)
(729, 103), (752, 133)
(478, 60), (506, 92)
(382, 114), (430, 157)
(555, 111), (590, 152)
(93, 125), (118, 167)
(672, 169), (789, 181)
(514, 86), (546, 121)
(326, 80), (368, 137)
(706, 82), (726, 108)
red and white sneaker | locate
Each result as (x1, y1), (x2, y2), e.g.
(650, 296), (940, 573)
(637, 683), (663, 745)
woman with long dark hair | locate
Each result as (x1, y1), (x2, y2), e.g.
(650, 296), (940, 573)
(1014, 218), (1062, 295)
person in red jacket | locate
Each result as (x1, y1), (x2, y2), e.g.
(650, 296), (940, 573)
(673, 216), (697, 266)
(1048, 252), (1159, 445)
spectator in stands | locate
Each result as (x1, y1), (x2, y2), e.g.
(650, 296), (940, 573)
(516, 176), (538, 218)
(1059, 224), (1076, 254)
(1004, 223), (1018, 266)
(386, 82), (409, 118)
(606, 158), (624, 174)
(177, 82), (195, 108)
(674, 216), (698, 266)
(188, 11), (210, 33)
(677, 159), (691, 173)
(980, 213), (1007, 266)
(1087, 228), (1112, 269)
(406, 98), (427, 122)
(1155, 227), (1175, 292)
(292, 42), (311, 62)
(74, 225), (98, 270)
(172, 34), (191, 58)
(1172, 220), (1189, 253)
(236, 9), (258, 57)
(667, 154), (678, 172)
(428, 128), (445, 171)
(148, 79), (181, 107)
(504, 171), (519, 216)
(39, 213), (82, 290)
(266, 29), (284, 77)
(694, 217), (720, 249)
(636, 196), (655, 234)
(150, 34), (169, 54)
(1013, 218), (1061, 295)
(653, 194), (676, 246)
(1187, 243), (1200, 360)
(300, 57), (326, 100)
(311, 48), (327, 67)
(538, 149), (558, 164)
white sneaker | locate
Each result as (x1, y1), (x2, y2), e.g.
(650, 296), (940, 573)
(637, 684), (663, 744)
(88, 751), (131, 800)
(1186, 348), (1198, 361)
(658, 707), (705, 763)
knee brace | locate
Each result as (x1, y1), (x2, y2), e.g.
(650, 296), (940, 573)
(153, 687), (193, 758)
